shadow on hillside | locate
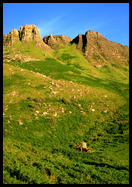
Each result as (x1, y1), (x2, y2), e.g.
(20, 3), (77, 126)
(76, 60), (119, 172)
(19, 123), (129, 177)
(82, 160), (129, 171)
(4, 59), (129, 100)
(62, 73), (129, 100)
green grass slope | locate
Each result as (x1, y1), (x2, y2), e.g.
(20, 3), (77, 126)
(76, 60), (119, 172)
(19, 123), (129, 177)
(3, 43), (129, 184)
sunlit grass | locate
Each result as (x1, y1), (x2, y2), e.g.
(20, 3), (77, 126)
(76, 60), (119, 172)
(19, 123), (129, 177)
(3, 43), (129, 184)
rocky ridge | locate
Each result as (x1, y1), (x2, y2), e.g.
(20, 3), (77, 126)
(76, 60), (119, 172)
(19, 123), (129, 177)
(3, 25), (52, 51)
(3, 25), (129, 67)
(71, 30), (129, 66)
(43, 34), (72, 49)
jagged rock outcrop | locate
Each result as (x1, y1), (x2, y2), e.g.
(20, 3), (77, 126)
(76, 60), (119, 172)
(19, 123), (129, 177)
(3, 25), (129, 67)
(19, 24), (52, 51)
(3, 29), (19, 46)
(71, 30), (129, 66)
(3, 25), (52, 51)
(43, 34), (72, 49)
(19, 25), (42, 42)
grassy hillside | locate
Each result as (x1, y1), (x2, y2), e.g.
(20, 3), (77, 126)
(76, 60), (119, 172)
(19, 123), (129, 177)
(3, 43), (129, 184)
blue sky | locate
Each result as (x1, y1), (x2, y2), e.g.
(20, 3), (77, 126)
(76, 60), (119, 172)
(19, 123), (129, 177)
(3, 3), (129, 46)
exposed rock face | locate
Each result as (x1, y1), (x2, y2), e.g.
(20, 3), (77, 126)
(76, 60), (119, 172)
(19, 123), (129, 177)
(71, 30), (129, 66)
(3, 25), (129, 67)
(19, 25), (52, 51)
(43, 34), (57, 48)
(19, 25), (42, 42)
(43, 34), (72, 49)
(3, 34), (7, 45)
(4, 29), (19, 46)
(3, 25), (52, 51)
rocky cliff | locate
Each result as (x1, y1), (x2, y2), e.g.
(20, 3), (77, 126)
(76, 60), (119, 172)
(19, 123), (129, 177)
(3, 29), (19, 46)
(3, 25), (129, 67)
(71, 30), (129, 66)
(3, 25), (52, 51)
(43, 34), (72, 49)
(19, 25), (42, 42)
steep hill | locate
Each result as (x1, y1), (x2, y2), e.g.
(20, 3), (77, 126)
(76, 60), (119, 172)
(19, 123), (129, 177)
(3, 25), (129, 184)
(3, 25), (129, 68)
(71, 30), (129, 67)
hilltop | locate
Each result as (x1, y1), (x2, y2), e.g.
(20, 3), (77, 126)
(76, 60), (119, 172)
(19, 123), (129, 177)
(3, 24), (52, 51)
(3, 24), (129, 68)
(3, 25), (129, 184)
(43, 34), (72, 49)
(71, 30), (129, 67)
